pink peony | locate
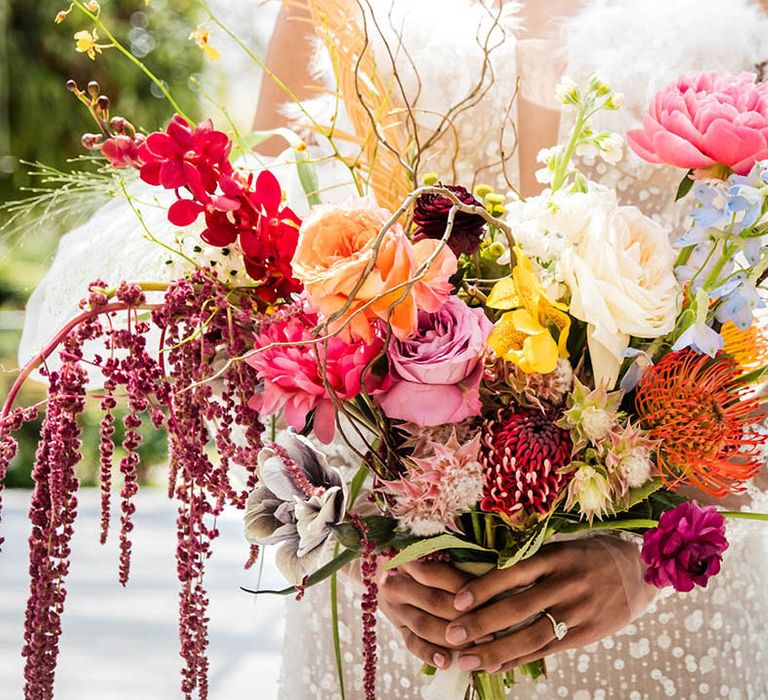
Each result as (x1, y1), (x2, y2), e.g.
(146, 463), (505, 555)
(641, 501), (728, 593)
(628, 72), (768, 175)
(246, 311), (383, 443)
(377, 297), (492, 426)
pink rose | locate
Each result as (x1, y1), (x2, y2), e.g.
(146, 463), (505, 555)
(628, 72), (768, 175)
(377, 297), (492, 426)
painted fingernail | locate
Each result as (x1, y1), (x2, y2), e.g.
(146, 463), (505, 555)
(458, 654), (481, 671)
(432, 652), (448, 669)
(454, 591), (473, 611)
(446, 625), (467, 644)
(475, 635), (494, 644)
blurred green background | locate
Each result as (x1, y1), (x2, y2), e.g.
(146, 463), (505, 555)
(0, 0), (207, 488)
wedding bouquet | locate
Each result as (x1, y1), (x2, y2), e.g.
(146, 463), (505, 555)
(2, 3), (768, 700)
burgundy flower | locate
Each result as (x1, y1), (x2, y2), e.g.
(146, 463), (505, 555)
(641, 501), (728, 592)
(481, 408), (573, 517)
(413, 184), (486, 256)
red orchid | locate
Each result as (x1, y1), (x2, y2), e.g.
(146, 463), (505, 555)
(202, 171), (303, 302)
(101, 134), (146, 169)
(138, 115), (239, 225)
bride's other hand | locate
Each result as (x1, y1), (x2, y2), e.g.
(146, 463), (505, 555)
(445, 537), (657, 673)
(379, 560), (473, 670)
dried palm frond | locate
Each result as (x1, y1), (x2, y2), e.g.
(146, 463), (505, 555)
(287, 0), (414, 212)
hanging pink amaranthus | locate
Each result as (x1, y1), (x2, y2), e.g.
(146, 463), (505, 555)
(0, 270), (264, 700)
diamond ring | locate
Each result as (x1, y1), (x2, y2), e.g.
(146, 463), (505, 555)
(544, 611), (568, 640)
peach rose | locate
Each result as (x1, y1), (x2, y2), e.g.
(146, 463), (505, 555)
(291, 199), (456, 342)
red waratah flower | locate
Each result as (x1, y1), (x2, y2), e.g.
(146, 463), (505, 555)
(641, 501), (728, 592)
(413, 184), (487, 256)
(635, 349), (766, 497)
(101, 134), (146, 169)
(480, 408), (573, 518)
(138, 115), (239, 226)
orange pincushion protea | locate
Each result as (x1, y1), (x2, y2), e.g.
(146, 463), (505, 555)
(635, 349), (766, 497)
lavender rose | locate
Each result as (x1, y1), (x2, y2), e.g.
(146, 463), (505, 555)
(377, 297), (493, 426)
(641, 501), (728, 593)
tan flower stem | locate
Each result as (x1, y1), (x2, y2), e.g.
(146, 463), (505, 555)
(70, 0), (194, 125)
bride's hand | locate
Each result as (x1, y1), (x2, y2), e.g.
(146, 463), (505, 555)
(444, 537), (657, 673)
(379, 560), (473, 670)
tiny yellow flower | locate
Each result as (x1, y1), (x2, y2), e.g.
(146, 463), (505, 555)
(190, 25), (221, 61)
(486, 250), (570, 374)
(85, 1), (100, 13)
(74, 29), (102, 60)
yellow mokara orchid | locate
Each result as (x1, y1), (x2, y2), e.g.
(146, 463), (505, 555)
(486, 250), (571, 374)
(190, 26), (221, 62)
(74, 29), (102, 60)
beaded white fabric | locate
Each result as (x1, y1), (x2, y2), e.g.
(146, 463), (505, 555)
(277, 1), (768, 698)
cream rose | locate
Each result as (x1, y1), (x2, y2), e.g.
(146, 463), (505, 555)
(539, 187), (680, 388)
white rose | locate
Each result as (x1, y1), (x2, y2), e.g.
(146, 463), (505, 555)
(543, 186), (680, 388)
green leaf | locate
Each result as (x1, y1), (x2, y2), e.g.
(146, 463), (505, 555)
(347, 463), (369, 508)
(675, 170), (695, 201)
(330, 544), (346, 700)
(518, 660), (547, 681)
(244, 127), (304, 151)
(739, 363), (768, 385)
(623, 478), (664, 512)
(384, 534), (493, 571)
(296, 148), (321, 206)
(332, 516), (397, 553)
(241, 547), (358, 596)
(497, 517), (552, 569)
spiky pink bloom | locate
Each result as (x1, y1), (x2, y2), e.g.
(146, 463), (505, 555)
(385, 430), (484, 536)
(247, 311), (383, 443)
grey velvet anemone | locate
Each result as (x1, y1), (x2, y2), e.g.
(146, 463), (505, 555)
(244, 430), (348, 584)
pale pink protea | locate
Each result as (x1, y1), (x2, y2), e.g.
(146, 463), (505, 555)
(398, 420), (480, 459)
(247, 311), (383, 443)
(385, 430), (484, 536)
(604, 422), (658, 496)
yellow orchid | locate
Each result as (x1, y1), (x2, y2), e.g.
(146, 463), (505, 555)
(486, 250), (571, 374)
(74, 29), (103, 60)
(190, 26), (221, 62)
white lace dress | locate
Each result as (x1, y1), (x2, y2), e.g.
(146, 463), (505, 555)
(276, 1), (768, 698)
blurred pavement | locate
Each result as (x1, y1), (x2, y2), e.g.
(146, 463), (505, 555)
(0, 489), (285, 699)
